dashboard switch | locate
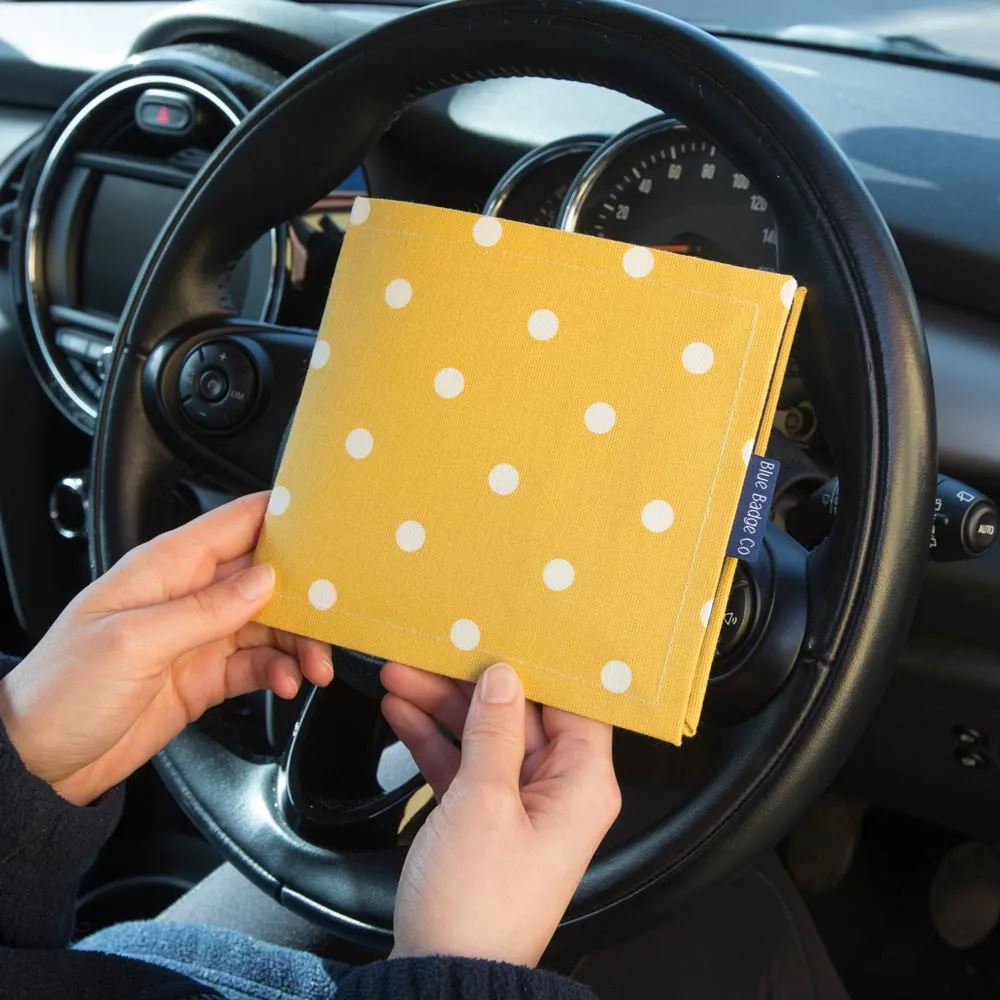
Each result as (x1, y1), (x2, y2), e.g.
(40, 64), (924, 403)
(135, 89), (196, 136)
(178, 341), (257, 432)
(933, 476), (999, 560)
(955, 749), (989, 770)
(952, 724), (986, 748)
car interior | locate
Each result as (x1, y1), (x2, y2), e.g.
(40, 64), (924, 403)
(1, 1), (1000, 997)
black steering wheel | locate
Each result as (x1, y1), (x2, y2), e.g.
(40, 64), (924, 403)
(89, 0), (934, 956)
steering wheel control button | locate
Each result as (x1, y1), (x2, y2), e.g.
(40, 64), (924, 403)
(196, 367), (229, 402)
(178, 341), (258, 432)
(715, 563), (756, 661)
(135, 89), (196, 136)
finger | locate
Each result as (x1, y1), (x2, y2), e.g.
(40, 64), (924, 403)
(294, 634), (335, 687)
(382, 694), (460, 801)
(532, 709), (620, 832)
(381, 661), (547, 751)
(224, 646), (302, 701)
(267, 654), (304, 700)
(231, 624), (333, 687)
(543, 706), (614, 756)
(156, 492), (270, 570)
(127, 561), (276, 659)
(381, 661), (472, 739)
(102, 493), (270, 607)
(524, 701), (547, 758)
(214, 553), (253, 583)
(457, 663), (526, 796)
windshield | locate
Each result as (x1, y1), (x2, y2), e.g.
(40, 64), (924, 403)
(636, 0), (1000, 70)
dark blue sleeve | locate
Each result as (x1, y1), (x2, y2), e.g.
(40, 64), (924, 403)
(335, 955), (599, 1000)
(0, 653), (124, 949)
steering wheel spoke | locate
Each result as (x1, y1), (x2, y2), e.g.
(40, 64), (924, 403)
(703, 523), (810, 726)
(142, 319), (316, 492)
(278, 653), (427, 851)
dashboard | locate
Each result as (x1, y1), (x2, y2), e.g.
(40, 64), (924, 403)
(2, 0), (1000, 843)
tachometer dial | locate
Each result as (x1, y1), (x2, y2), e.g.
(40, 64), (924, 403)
(560, 117), (779, 271)
(485, 135), (604, 228)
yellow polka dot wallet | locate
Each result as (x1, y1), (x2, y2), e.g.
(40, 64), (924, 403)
(253, 197), (805, 744)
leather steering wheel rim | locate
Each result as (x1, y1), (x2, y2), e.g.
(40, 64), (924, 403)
(89, 0), (934, 953)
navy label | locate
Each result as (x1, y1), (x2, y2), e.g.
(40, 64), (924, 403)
(726, 455), (780, 563)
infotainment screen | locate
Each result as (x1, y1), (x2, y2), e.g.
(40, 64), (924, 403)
(79, 175), (182, 318)
(79, 174), (253, 319)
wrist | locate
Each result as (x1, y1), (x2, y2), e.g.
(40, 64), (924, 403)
(0, 667), (74, 796)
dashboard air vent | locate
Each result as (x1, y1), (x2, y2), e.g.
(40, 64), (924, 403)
(0, 138), (37, 270)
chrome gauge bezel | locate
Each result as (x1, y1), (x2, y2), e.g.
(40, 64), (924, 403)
(22, 73), (284, 428)
(484, 134), (606, 221)
(557, 115), (688, 233)
(556, 114), (784, 272)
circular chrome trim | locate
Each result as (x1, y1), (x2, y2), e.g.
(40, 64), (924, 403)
(24, 73), (282, 422)
(557, 115), (687, 233)
(483, 134), (605, 219)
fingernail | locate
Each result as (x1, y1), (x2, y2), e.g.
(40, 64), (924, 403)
(283, 668), (302, 698)
(479, 663), (519, 704)
(236, 562), (275, 601)
(321, 659), (335, 683)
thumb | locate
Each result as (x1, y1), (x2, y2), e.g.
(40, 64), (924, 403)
(457, 663), (526, 793)
(128, 561), (276, 657)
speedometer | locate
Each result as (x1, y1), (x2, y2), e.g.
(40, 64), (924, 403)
(560, 117), (780, 271)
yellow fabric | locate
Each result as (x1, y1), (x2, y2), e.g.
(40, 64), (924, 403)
(254, 197), (805, 743)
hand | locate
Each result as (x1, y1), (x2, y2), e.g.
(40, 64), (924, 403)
(0, 492), (332, 807)
(381, 660), (621, 968)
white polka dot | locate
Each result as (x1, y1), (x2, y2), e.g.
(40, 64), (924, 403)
(584, 401), (616, 434)
(700, 600), (714, 628)
(601, 660), (632, 693)
(385, 278), (412, 309)
(488, 463), (519, 496)
(350, 196), (371, 225)
(682, 342), (714, 374)
(451, 618), (480, 651)
(310, 340), (330, 369)
(528, 309), (559, 341)
(642, 500), (674, 533)
(622, 245), (654, 278)
(396, 520), (426, 552)
(543, 559), (575, 592)
(781, 277), (798, 309)
(472, 216), (503, 247)
(268, 486), (290, 516)
(309, 579), (337, 610)
(742, 439), (755, 466)
(434, 367), (464, 399)
(345, 428), (374, 459)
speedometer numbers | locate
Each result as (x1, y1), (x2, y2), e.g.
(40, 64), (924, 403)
(560, 118), (780, 272)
